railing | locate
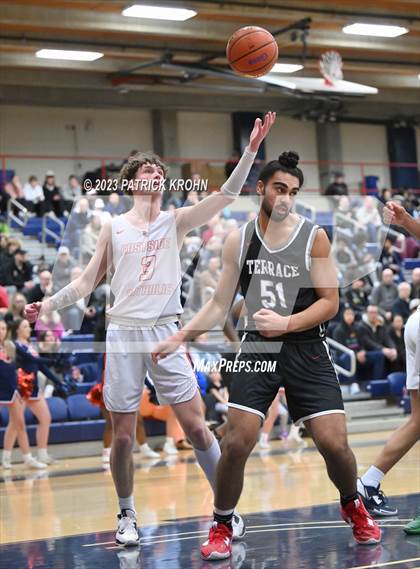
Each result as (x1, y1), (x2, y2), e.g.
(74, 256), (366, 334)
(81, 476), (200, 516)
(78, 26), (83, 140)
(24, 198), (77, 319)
(296, 200), (316, 223)
(6, 198), (29, 229)
(326, 337), (357, 378)
(41, 213), (65, 255)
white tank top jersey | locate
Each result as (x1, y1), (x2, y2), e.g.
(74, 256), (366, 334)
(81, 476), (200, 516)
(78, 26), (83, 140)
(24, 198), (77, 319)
(106, 211), (183, 326)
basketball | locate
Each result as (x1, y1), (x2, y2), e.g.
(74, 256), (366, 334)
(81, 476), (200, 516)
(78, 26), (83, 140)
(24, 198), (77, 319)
(226, 26), (278, 78)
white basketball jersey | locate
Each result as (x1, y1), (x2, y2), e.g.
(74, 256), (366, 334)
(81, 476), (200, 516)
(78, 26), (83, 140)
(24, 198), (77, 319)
(107, 211), (183, 325)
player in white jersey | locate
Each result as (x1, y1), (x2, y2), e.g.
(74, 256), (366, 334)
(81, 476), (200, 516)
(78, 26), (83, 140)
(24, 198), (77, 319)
(358, 201), (420, 534)
(25, 111), (276, 546)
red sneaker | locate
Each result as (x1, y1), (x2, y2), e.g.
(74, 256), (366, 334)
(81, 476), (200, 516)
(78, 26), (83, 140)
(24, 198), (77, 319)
(201, 522), (233, 561)
(341, 497), (382, 544)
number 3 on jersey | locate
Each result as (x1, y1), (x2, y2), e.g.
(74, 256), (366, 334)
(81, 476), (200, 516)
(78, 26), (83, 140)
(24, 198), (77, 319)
(139, 255), (156, 281)
(261, 279), (287, 309)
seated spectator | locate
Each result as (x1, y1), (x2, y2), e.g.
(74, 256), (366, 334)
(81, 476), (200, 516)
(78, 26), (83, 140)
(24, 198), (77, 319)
(388, 314), (406, 372)
(0, 234), (8, 265)
(332, 307), (363, 382)
(105, 193), (127, 216)
(335, 196), (358, 234)
(404, 235), (420, 259)
(22, 176), (44, 215)
(68, 197), (91, 231)
(42, 171), (62, 217)
(344, 279), (369, 319)
(378, 188), (392, 205)
(4, 292), (27, 325)
(355, 196), (381, 241)
(204, 370), (229, 425)
(391, 282), (411, 321)
(199, 256), (221, 305)
(80, 215), (102, 265)
(370, 268), (398, 320)
(333, 238), (357, 283)
(2, 249), (33, 291)
(5, 175), (24, 200)
(60, 266), (97, 331)
(410, 268), (420, 300)
(92, 198), (112, 224)
(325, 172), (349, 205)
(357, 305), (397, 380)
(60, 175), (82, 215)
(52, 247), (76, 292)
(351, 231), (378, 285)
(379, 237), (402, 278)
(26, 270), (53, 304)
(0, 286), (9, 314)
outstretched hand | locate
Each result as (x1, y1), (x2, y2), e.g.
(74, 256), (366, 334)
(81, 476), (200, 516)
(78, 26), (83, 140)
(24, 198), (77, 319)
(383, 201), (407, 226)
(248, 111), (276, 153)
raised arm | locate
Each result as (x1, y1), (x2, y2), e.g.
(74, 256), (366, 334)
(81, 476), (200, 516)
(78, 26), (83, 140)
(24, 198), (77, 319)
(383, 201), (420, 239)
(25, 222), (112, 323)
(152, 230), (242, 361)
(175, 112), (276, 237)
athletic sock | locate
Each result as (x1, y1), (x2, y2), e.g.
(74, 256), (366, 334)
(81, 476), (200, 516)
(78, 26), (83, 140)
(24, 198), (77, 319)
(340, 492), (359, 507)
(38, 448), (49, 462)
(214, 507), (234, 529)
(259, 433), (269, 444)
(193, 436), (221, 493)
(118, 495), (135, 514)
(361, 466), (385, 489)
(2, 450), (11, 461)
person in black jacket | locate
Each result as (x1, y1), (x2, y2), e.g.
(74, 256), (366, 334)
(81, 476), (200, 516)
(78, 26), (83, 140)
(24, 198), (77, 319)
(388, 314), (406, 372)
(344, 279), (370, 320)
(2, 249), (33, 291)
(42, 171), (62, 217)
(332, 307), (363, 382)
(357, 305), (397, 380)
(26, 270), (53, 304)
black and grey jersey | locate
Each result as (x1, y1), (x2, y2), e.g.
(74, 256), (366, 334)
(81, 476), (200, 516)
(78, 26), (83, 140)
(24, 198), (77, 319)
(238, 216), (327, 343)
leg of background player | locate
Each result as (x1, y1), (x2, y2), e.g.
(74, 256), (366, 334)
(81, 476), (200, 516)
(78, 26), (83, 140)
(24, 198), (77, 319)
(373, 390), (420, 474)
(304, 413), (356, 496)
(215, 408), (261, 510)
(110, 411), (137, 501)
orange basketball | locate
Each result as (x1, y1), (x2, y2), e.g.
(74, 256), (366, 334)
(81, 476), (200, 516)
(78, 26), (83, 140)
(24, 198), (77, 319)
(226, 26), (278, 78)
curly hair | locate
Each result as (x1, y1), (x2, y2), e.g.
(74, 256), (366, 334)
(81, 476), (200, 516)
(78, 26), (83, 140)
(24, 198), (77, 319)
(118, 152), (168, 193)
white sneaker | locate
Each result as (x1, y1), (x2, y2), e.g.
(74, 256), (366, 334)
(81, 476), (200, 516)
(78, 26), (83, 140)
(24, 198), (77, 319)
(163, 441), (178, 455)
(116, 510), (140, 547)
(138, 445), (160, 459)
(232, 512), (246, 541)
(25, 457), (48, 470)
(288, 425), (304, 444)
(38, 454), (58, 465)
(2, 459), (12, 469)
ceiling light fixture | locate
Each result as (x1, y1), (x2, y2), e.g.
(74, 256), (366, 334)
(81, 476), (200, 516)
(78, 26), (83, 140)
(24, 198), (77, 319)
(36, 49), (103, 61)
(342, 23), (408, 37)
(122, 4), (197, 21)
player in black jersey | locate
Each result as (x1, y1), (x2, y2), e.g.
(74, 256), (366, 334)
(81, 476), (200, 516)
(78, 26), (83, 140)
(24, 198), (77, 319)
(153, 151), (381, 559)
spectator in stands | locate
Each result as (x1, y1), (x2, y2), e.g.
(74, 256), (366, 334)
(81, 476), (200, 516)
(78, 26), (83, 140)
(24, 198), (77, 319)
(388, 314), (406, 372)
(3, 248), (33, 292)
(0, 184), (10, 214)
(335, 196), (357, 234)
(4, 175), (24, 201)
(378, 188), (392, 206)
(0, 234), (8, 265)
(4, 292), (26, 325)
(0, 286), (8, 314)
(26, 270), (53, 304)
(5, 237), (21, 260)
(355, 196), (382, 242)
(344, 279), (370, 319)
(199, 256), (221, 305)
(391, 282), (411, 321)
(183, 189), (200, 208)
(333, 238), (357, 283)
(332, 307), (364, 385)
(68, 197), (91, 231)
(80, 215), (102, 265)
(403, 234), (420, 259)
(52, 247), (76, 292)
(42, 171), (62, 217)
(0, 318), (47, 470)
(357, 305), (397, 379)
(93, 198), (112, 224)
(410, 268), (420, 300)
(204, 370), (229, 425)
(61, 174), (82, 215)
(11, 317), (60, 465)
(22, 176), (44, 216)
(60, 266), (97, 331)
(325, 172), (349, 208)
(379, 237), (402, 279)
(105, 193), (127, 216)
(370, 268), (398, 320)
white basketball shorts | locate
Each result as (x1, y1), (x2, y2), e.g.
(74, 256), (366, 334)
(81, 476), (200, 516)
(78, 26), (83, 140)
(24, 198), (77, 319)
(104, 322), (198, 413)
(404, 309), (420, 391)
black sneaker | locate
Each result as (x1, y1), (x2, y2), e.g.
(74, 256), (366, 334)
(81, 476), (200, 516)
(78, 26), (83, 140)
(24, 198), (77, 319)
(357, 478), (398, 517)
